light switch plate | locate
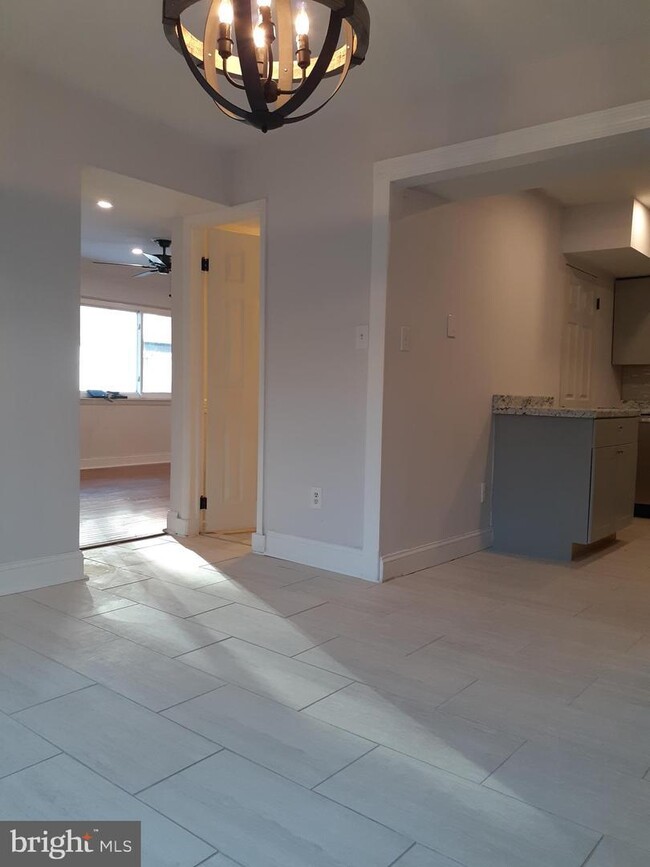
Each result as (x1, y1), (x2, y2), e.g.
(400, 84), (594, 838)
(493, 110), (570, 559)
(355, 325), (369, 350)
(400, 326), (411, 352)
(447, 314), (457, 338)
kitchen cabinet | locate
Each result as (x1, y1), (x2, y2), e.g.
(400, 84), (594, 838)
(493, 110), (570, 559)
(612, 277), (650, 364)
(493, 413), (638, 560)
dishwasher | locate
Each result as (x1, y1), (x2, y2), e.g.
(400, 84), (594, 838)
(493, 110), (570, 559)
(635, 417), (650, 517)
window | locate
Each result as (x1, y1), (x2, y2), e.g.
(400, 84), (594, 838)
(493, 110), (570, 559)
(80, 305), (172, 395)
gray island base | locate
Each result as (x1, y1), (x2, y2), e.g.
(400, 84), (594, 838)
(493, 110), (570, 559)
(492, 398), (639, 561)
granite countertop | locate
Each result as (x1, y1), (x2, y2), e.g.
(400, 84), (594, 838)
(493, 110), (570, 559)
(492, 395), (640, 419)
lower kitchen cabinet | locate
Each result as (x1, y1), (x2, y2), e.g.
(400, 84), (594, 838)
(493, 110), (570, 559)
(492, 414), (638, 560)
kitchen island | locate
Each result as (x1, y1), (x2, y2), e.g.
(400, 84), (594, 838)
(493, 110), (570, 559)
(492, 395), (640, 560)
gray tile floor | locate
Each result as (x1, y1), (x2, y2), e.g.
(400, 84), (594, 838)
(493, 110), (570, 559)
(1, 525), (650, 865)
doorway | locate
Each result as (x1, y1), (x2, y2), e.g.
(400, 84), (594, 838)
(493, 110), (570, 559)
(79, 168), (223, 549)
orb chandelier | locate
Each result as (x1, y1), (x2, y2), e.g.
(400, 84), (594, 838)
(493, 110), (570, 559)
(162, 0), (370, 133)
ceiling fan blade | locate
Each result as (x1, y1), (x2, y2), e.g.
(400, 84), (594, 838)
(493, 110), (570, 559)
(133, 269), (155, 278)
(143, 253), (165, 266)
(92, 261), (143, 268)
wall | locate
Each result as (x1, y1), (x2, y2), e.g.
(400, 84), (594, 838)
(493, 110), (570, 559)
(379, 192), (622, 559)
(0, 61), (226, 587)
(230, 31), (650, 564)
(80, 260), (172, 469)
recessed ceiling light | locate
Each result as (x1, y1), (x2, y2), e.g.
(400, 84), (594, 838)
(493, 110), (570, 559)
(96, 200), (113, 209)
(131, 247), (144, 255)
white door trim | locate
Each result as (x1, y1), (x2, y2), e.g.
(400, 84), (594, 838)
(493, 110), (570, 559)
(363, 99), (650, 581)
(169, 200), (267, 542)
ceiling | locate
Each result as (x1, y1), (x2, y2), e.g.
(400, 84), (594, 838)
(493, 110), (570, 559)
(2, 1), (650, 148)
(81, 168), (221, 264)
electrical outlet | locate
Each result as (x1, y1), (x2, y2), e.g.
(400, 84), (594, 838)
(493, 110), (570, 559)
(480, 482), (487, 504)
(310, 487), (323, 509)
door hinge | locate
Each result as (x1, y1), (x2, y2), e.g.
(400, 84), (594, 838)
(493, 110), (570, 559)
(201, 257), (210, 272)
(199, 495), (208, 510)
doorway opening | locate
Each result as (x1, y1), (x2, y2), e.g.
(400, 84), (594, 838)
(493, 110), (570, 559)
(79, 168), (222, 549)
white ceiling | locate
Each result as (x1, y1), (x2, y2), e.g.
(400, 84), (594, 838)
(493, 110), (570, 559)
(81, 167), (220, 264)
(2, 1), (650, 147)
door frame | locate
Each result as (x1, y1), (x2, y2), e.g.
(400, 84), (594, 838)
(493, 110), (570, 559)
(167, 199), (267, 544)
(364, 99), (650, 581)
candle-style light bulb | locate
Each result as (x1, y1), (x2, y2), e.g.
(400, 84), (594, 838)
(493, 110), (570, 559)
(253, 23), (266, 48)
(295, 2), (311, 70)
(218, 0), (234, 24)
(295, 3), (309, 36)
(257, 0), (271, 8)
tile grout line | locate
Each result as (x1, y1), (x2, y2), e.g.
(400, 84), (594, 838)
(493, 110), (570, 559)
(580, 834), (605, 867)
(478, 738), (529, 786)
(7, 682), (98, 717)
(308, 744), (381, 792)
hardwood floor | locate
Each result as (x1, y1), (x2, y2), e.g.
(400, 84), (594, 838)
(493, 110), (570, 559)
(2, 522), (650, 864)
(80, 464), (170, 548)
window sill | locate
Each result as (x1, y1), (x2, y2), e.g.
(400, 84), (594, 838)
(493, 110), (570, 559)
(80, 397), (171, 406)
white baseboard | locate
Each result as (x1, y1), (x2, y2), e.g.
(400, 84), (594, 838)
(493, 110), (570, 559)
(260, 531), (378, 581)
(0, 551), (84, 596)
(81, 453), (171, 470)
(166, 510), (201, 537)
(381, 529), (493, 581)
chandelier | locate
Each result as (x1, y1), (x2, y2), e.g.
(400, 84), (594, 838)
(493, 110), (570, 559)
(162, 0), (370, 133)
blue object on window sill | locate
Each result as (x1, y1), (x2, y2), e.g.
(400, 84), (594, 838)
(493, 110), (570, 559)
(86, 390), (128, 401)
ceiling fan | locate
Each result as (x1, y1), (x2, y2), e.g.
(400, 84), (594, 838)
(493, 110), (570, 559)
(93, 239), (172, 277)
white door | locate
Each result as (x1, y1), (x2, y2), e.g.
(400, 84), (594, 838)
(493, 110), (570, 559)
(560, 269), (596, 407)
(203, 228), (260, 532)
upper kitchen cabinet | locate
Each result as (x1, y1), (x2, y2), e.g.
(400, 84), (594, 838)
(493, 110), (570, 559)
(613, 277), (650, 364)
(562, 199), (650, 278)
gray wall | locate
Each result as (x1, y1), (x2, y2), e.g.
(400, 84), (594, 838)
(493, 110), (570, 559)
(0, 63), (226, 567)
(230, 30), (650, 554)
(380, 193), (620, 557)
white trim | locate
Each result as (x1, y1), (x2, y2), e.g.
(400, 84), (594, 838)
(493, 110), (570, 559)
(81, 453), (171, 470)
(262, 531), (375, 581)
(0, 551), (84, 596)
(251, 532), (266, 554)
(81, 297), (171, 316)
(166, 510), (198, 537)
(363, 99), (650, 579)
(381, 530), (494, 581)
(80, 398), (171, 405)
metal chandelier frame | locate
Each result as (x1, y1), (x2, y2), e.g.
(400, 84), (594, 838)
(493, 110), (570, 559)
(162, 0), (370, 133)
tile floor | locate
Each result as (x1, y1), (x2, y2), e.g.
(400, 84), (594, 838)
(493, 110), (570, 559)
(1, 524), (650, 865)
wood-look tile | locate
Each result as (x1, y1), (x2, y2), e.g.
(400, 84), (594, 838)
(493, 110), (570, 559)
(289, 602), (440, 655)
(585, 836), (650, 866)
(87, 604), (228, 657)
(411, 637), (595, 701)
(305, 682), (523, 783)
(0, 638), (93, 713)
(316, 746), (599, 867)
(0, 711), (60, 778)
(179, 638), (351, 709)
(163, 683), (375, 787)
(200, 555), (314, 587)
(440, 679), (650, 777)
(65, 639), (224, 711)
(295, 637), (475, 705)
(571, 680), (650, 729)
(288, 575), (404, 614)
(197, 579), (326, 617)
(84, 560), (152, 590)
(0, 596), (117, 664)
(0, 755), (214, 866)
(16, 685), (220, 793)
(110, 578), (233, 618)
(484, 737), (650, 852)
(25, 580), (137, 618)
(392, 845), (468, 867)
(190, 603), (333, 656)
(140, 750), (411, 867)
